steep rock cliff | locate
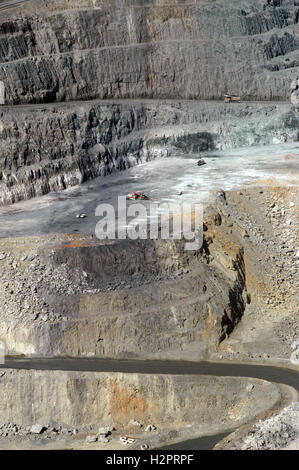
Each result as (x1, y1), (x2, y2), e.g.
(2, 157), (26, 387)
(0, 100), (297, 205)
(0, 0), (298, 104)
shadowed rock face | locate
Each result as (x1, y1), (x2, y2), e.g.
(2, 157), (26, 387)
(0, 0), (298, 104)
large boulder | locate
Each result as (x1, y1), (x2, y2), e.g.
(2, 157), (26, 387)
(30, 424), (46, 434)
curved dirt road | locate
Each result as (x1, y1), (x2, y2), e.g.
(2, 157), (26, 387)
(3, 358), (299, 392)
(0, 0), (29, 10)
(2, 357), (298, 450)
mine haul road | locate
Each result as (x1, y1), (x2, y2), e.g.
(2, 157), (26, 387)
(2, 358), (299, 450)
(0, 0), (29, 10)
(0, 0), (297, 449)
(0, 98), (290, 111)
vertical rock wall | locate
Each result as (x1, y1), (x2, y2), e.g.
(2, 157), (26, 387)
(0, 0), (298, 104)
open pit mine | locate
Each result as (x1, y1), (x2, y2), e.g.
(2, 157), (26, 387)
(0, 0), (298, 453)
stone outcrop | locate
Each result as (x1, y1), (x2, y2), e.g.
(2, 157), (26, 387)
(0, 0), (298, 105)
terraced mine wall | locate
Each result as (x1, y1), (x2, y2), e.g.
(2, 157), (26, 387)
(0, 0), (298, 104)
(0, 369), (280, 431)
(0, 184), (298, 362)
(0, 227), (247, 358)
(0, 0), (298, 205)
(0, 100), (298, 205)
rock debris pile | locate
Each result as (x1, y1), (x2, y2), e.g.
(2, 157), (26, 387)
(233, 403), (299, 450)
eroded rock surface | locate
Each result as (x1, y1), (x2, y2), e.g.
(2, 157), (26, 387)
(0, 100), (298, 205)
(0, 185), (297, 361)
(0, 0), (298, 205)
(0, 233), (247, 358)
(0, 368), (280, 449)
(0, 0), (298, 105)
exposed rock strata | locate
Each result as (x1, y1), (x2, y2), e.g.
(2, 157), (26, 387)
(0, 232), (247, 358)
(0, 0), (298, 205)
(0, 0), (298, 105)
(0, 100), (298, 205)
(0, 186), (297, 361)
(0, 368), (280, 433)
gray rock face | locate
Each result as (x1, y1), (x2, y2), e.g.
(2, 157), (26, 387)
(0, 369), (280, 432)
(0, 0), (298, 105)
(291, 76), (299, 105)
(0, 100), (297, 205)
(0, 232), (247, 358)
(0, 1), (298, 206)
